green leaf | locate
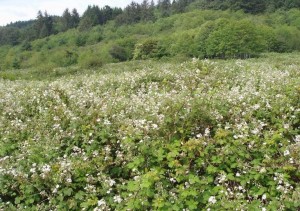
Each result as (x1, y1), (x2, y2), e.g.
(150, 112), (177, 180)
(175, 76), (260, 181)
(207, 165), (218, 174)
(63, 187), (73, 196)
(15, 197), (21, 204)
(75, 191), (85, 200)
(187, 200), (198, 209)
(127, 181), (139, 191)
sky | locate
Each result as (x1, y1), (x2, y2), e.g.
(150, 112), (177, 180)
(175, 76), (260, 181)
(0, 0), (146, 26)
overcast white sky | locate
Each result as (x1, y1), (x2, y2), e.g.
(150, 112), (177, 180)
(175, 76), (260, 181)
(0, 0), (147, 26)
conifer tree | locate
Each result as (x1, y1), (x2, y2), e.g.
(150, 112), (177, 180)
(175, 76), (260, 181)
(61, 9), (72, 31)
(71, 9), (80, 28)
(158, 0), (172, 17)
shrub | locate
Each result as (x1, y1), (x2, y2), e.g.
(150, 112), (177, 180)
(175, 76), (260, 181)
(75, 35), (87, 47)
(50, 49), (78, 67)
(109, 45), (128, 61)
(21, 41), (32, 51)
(205, 20), (265, 58)
(12, 57), (21, 69)
(133, 38), (165, 60)
(78, 52), (103, 69)
(0, 57), (299, 210)
(81, 57), (103, 69)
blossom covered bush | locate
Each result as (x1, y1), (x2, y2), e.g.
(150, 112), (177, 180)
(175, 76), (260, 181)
(0, 54), (299, 210)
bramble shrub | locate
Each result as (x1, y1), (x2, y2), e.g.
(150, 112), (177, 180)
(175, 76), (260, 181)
(0, 54), (299, 210)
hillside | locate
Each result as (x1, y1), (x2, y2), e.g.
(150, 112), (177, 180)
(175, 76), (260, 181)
(0, 54), (300, 209)
(0, 7), (300, 72)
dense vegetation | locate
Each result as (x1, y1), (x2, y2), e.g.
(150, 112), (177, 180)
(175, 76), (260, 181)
(0, 54), (300, 210)
(0, 1), (300, 210)
(1, 8), (300, 71)
(1, 0), (300, 71)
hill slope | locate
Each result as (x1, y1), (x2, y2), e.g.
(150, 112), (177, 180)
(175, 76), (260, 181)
(1, 9), (300, 72)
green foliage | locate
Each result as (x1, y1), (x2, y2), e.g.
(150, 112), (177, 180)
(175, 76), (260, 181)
(190, 0), (300, 14)
(78, 51), (104, 69)
(75, 35), (87, 47)
(50, 49), (78, 67)
(1, 9), (300, 69)
(21, 41), (32, 51)
(169, 30), (198, 57)
(133, 38), (163, 59)
(133, 39), (158, 59)
(0, 27), (20, 46)
(12, 57), (21, 69)
(109, 45), (128, 61)
(274, 25), (300, 52)
(0, 55), (300, 210)
(34, 11), (54, 39)
(205, 20), (265, 58)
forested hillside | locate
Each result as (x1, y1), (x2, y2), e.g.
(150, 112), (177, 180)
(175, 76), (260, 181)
(1, 0), (300, 72)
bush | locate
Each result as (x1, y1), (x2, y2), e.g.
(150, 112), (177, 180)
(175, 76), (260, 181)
(81, 57), (103, 69)
(75, 35), (87, 47)
(50, 49), (78, 67)
(169, 30), (198, 57)
(133, 38), (165, 60)
(78, 52), (103, 69)
(274, 25), (300, 52)
(205, 20), (265, 58)
(21, 41), (32, 51)
(109, 45), (128, 61)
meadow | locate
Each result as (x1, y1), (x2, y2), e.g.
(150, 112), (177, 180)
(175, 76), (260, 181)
(0, 53), (299, 210)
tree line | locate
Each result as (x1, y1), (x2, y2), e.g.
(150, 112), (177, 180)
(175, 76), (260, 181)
(0, 0), (196, 46)
(6, 0), (300, 46)
(191, 0), (300, 14)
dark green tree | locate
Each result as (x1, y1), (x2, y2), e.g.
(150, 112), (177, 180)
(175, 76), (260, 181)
(71, 9), (80, 28)
(61, 9), (72, 31)
(140, 0), (156, 21)
(99, 6), (113, 25)
(115, 2), (142, 25)
(172, 0), (195, 13)
(158, 0), (172, 17)
(240, 0), (267, 14)
(34, 11), (53, 38)
(0, 27), (20, 46)
(205, 20), (265, 58)
(78, 5), (102, 31)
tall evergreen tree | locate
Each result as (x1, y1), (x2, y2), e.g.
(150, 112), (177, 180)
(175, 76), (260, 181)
(34, 11), (53, 38)
(71, 9), (80, 28)
(172, 0), (195, 13)
(140, 0), (156, 21)
(78, 5), (102, 31)
(158, 0), (172, 17)
(115, 2), (142, 25)
(0, 27), (20, 45)
(61, 9), (72, 31)
(100, 6), (113, 25)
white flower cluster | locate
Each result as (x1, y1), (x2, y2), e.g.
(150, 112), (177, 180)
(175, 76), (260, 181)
(0, 57), (299, 209)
